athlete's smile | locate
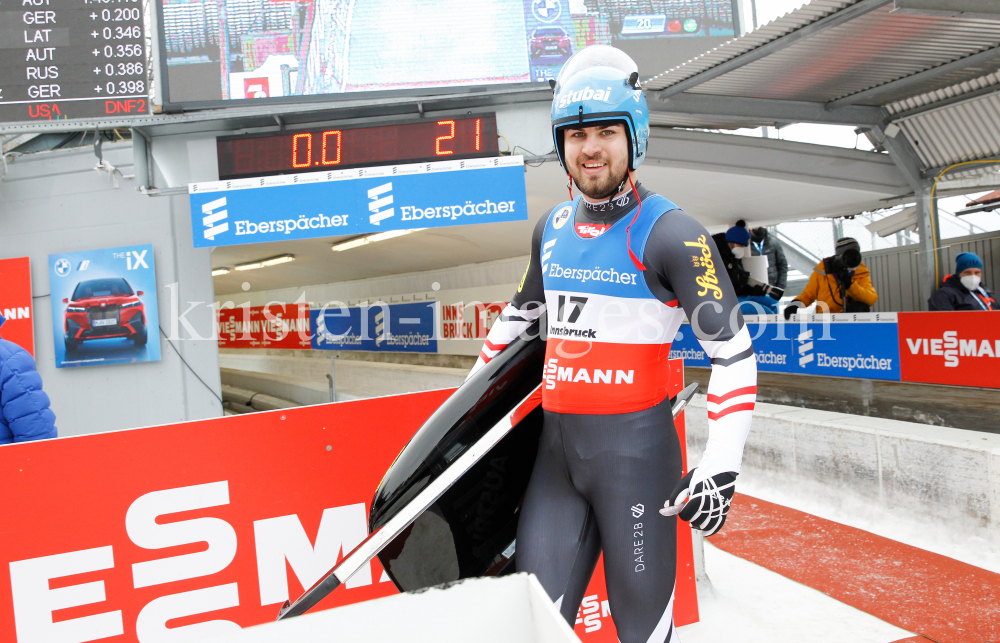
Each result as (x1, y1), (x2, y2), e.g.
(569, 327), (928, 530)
(581, 160), (608, 176)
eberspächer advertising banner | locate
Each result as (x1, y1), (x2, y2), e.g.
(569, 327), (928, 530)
(311, 302), (438, 353)
(48, 244), (161, 369)
(188, 156), (527, 248)
(670, 314), (901, 381)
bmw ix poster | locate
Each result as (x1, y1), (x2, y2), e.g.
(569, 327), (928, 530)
(47, 244), (161, 369)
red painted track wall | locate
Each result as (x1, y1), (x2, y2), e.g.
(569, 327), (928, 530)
(0, 376), (697, 642)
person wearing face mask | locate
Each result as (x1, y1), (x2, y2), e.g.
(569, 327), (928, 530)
(929, 252), (999, 311)
(742, 221), (788, 294)
(712, 225), (784, 314)
(784, 237), (878, 319)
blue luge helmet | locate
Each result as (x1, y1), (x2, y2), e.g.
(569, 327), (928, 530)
(551, 45), (650, 171)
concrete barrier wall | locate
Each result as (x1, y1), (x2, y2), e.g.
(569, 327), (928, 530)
(218, 352), (467, 400)
(685, 396), (1000, 548)
(220, 370), (331, 407)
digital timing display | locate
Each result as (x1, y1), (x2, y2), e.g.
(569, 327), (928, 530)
(217, 113), (499, 180)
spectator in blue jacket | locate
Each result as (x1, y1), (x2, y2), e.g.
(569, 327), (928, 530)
(929, 252), (999, 311)
(0, 313), (57, 444)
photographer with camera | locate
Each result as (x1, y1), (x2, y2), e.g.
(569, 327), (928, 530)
(784, 237), (878, 319)
(713, 226), (784, 314)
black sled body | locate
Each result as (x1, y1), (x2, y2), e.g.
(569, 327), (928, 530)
(369, 325), (545, 591)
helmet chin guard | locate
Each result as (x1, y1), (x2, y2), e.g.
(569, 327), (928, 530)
(551, 45), (650, 172)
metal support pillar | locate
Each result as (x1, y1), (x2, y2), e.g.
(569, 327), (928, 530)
(832, 218), (845, 245)
(875, 120), (940, 308)
(914, 185), (942, 308)
(131, 127), (151, 191)
(327, 356), (337, 403)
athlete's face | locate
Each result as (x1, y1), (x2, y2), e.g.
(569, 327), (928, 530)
(563, 124), (630, 201)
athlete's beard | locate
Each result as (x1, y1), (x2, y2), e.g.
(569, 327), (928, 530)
(570, 152), (629, 201)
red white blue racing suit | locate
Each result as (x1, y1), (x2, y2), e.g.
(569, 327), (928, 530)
(470, 185), (756, 643)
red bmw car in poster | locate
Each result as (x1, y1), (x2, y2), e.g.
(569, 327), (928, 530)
(49, 244), (160, 368)
(62, 277), (148, 352)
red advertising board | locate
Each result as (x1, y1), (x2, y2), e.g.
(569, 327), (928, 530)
(440, 301), (506, 340)
(0, 391), (446, 643)
(217, 303), (311, 349)
(0, 257), (35, 356)
(0, 374), (697, 642)
(898, 311), (1000, 388)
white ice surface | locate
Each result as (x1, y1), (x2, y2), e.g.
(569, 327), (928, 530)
(738, 479), (1000, 574)
(678, 543), (913, 643)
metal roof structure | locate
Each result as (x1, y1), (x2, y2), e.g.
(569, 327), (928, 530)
(647, 0), (1000, 180)
(644, 0), (1000, 301)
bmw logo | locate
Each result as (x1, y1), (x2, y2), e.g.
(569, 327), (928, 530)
(54, 258), (71, 277)
(532, 0), (562, 23)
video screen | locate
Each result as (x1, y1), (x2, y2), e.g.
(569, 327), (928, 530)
(160, 0), (735, 105)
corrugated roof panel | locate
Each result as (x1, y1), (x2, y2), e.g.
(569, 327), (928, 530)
(643, 0), (852, 91)
(866, 56), (1000, 107)
(684, 7), (1000, 103)
(886, 72), (1000, 115)
(643, 0), (1000, 173)
(897, 92), (1000, 170)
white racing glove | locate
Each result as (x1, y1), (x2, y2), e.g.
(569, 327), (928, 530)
(660, 469), (737, 536)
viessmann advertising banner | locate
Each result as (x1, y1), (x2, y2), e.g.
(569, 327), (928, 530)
(0, 391), (447, 643)
(311, 302), (438, 353)
(669, 312), (1000, 389)
(217, 304), (312, 349)
(897, 312), (1000, 388)
(48, 245), (161, 369)
(188, 156), (527, 248)
(0, 257), (35, 357)
(0, 389), (697, 642)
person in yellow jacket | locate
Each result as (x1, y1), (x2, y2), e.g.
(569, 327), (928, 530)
(784, 237), (878, 318)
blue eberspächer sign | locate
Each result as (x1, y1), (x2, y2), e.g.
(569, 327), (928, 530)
(311, 302), (438, 353)
(669, 313), (901, 381)
(188, 156), (527, 248)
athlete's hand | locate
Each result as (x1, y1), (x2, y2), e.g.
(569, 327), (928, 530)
(661, 469), (737, 536)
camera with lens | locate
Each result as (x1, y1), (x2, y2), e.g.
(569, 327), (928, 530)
(825, 246), (870, 312)
(823, 248), (861, 276)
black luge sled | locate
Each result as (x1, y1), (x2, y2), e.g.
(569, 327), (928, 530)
(277, 321), (697, 620)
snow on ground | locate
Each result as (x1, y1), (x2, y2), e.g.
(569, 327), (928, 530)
(678, 543), (912, 643)
(738, 479), (1000, 575)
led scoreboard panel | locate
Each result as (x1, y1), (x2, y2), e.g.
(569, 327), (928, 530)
(159, 0), (737, 108)
(217, 114), (499, 180)
(0, 0), (148, 123)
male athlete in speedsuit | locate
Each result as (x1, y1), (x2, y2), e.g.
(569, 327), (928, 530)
(469, 46), (756, 643)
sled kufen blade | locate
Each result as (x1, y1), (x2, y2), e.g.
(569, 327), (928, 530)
(671, 382), (698, 417)
(658, 382), (700, 517)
